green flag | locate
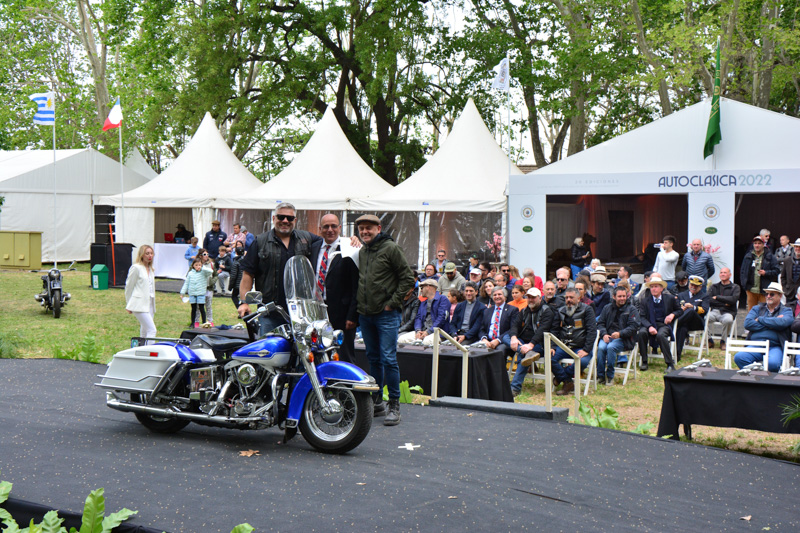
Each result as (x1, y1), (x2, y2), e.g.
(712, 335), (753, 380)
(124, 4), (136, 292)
(704, 39), (722, 159)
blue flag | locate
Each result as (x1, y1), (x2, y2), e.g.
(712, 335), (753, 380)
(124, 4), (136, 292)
(29, 92), (55, 126)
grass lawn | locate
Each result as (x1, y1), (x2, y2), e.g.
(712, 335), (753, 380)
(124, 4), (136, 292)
(2, 264), (798, 462)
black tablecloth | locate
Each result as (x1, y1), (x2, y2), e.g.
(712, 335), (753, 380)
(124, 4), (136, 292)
(657, 368), (800, 439)
(354, 343), (513, 402)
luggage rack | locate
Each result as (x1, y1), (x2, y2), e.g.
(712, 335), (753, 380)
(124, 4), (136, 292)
(130, 336), (191, 348)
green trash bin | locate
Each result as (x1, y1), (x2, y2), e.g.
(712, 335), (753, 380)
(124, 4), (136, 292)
(91, 264), (109, 290)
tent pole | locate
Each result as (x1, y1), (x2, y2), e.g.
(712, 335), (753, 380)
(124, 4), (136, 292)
(119, 122), (125, 242)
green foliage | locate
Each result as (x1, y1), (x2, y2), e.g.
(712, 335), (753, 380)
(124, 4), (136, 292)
(568, 400), (621, 429)
(52, 333), (105, 364)
(633, 422), (656, 435)
(230, 525), (254, 533)
(0, 332), (25, 359)
(779, 395), (800, 426)
(0, 477), (135, 533)
(382, 380), (424, 403)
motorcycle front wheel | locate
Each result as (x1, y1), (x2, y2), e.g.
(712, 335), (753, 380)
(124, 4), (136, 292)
(299, 388), (373, 454)
(52, 289), (61, 319)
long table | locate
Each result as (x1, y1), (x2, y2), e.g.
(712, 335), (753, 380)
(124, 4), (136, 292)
(354, 343), (513, 402)
(657, 367), (800, 440)
(153, 243), (191, 279)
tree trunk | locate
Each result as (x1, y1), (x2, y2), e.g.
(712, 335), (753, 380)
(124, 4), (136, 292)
(630, 0), (672, 115)
(753, 0), (778, 108)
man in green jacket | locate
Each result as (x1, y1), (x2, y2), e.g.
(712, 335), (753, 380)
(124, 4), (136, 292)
(356, 214), (415, 426)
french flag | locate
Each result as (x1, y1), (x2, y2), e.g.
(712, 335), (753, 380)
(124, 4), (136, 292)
(103, 98), (123, 131)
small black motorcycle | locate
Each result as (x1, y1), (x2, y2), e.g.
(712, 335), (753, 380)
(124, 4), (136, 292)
(34, 261), (75, 318)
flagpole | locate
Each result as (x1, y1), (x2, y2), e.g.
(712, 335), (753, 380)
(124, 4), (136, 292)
(119, 119), (125, 242)
(52, 110), (58, 270)
(504, 52), (510, 263)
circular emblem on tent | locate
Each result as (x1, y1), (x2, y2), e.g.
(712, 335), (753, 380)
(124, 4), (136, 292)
(521, 205), (534, 220)
(703, 204), (720, 221)
(522, 226), (533, 233)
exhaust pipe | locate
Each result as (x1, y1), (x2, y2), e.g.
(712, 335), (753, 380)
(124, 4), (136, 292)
(105, 392), (266, 428)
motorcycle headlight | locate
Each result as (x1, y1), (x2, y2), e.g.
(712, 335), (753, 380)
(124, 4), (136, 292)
(306, 320), (336, 348)
(48, 269), (60, 280)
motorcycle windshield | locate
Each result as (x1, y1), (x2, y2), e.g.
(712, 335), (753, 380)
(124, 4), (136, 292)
(283, 255), (327, 324)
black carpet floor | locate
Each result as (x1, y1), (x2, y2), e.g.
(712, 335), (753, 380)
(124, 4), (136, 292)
(1, 358), (797, 532)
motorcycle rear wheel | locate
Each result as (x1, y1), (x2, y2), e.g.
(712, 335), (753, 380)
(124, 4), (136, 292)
(132, 394), (190, 434)
(52, 289), (61, 319)
(299, 388), (372, 454)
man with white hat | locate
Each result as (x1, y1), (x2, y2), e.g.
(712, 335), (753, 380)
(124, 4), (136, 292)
(636, 275), (683, 373)
(779, 238), (800, 308)
(505, 287), (555, 396)
(589, 267), (611, 316)
(734, 282), (793, 372)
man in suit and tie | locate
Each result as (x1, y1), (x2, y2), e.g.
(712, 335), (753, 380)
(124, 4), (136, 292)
(448, 281), (484, 344)
(636, 276), (683, 373)
(316, 213), (359, 363)
(479, 286), (519, 351)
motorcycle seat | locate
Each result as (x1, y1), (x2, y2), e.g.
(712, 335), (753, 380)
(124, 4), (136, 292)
(194, 334), (248, 353)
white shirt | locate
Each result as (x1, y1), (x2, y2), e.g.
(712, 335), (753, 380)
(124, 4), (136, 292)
(653, 250), (679, 281)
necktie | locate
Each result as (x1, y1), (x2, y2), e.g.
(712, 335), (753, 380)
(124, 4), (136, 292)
(491, 306), (501, 339)
(317, 244), (330, 296)
(654, 298), (661, 304)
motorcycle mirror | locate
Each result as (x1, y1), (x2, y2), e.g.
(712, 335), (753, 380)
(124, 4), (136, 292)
(244, 291), (263, 305)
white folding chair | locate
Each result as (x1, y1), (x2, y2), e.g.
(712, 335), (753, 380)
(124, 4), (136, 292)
(782, 341), (800, 371)
(558, 331), (599, 396)
(682, 317), (710, 361)
(724, 339), (769, 370)
(613, 343), (639, 385)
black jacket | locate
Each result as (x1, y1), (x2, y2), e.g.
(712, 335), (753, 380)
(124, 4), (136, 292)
(709, 281), (740, 316)
(552, 302), (596, 353)
(399, 296), (421, 333)
(780, 253), (800, 305)
(322, 246), (359, 331)
(509, 303), (554, 347)
(448, 300), (484, 341)
(740, 249), (779, 293)
(597, 300), (640, 350)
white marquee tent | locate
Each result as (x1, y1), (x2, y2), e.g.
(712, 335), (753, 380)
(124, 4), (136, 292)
(509, 98), (800, 280)
(99, 112), (264, 251)
(351, 98), (521, 267)
(0, 148), (151, 261)
(217, 107), (392, 212)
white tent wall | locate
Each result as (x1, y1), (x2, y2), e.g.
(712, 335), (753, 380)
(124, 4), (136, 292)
(193, 208), (215, 244)
(117, 207), (154, 258)
(2, 192), (92, 262)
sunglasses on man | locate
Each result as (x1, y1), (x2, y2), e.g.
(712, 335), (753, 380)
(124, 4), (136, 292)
(275, 214), (296, 222)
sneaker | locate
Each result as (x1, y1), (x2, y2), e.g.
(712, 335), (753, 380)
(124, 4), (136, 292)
(520, 351), (541, 367)
(384, 399), (401, 426)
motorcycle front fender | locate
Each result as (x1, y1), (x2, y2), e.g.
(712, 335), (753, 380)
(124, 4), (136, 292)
(49, 281), (62, 290)
(286, 361), (378, 424)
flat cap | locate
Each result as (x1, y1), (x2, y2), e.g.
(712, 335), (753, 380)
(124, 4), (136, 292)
(355, 214), (381, 226)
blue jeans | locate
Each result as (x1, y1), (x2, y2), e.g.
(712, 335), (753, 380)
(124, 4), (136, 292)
(509, 343), (544, 393)
(552, 346), (593, 384)
(734, 345), (785, 372)
(258, 312), (287, 336)
(359, 310), (402, 400)
(597, 338), (626, 380)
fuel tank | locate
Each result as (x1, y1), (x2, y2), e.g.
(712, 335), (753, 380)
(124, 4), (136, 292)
(231, 335), (292, 368)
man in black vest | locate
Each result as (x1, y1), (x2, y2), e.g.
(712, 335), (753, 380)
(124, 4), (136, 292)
(316, 213), (359, 363)
(237, 202), (322, 333)
(506, 288), (555, 396)
(550, 287), (597, 396)
(636, 277), (683, 374)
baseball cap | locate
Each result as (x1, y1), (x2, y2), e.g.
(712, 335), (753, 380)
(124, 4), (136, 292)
(526, 288), (542, 298)
(444, 262), (456, 273)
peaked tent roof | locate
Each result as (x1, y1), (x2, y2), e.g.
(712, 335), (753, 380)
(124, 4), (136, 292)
(527, 98), (800, 176)
(351, 98), (521, 212)
(216, 107), (392, 210)
(124, 148), (158, 180)
(99, 112), (263, 207)
(0, 148), (150, 195)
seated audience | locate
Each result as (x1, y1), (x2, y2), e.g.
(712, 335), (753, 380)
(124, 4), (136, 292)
(419, 263), (440, 283)
(675, 275), (710, 361)
(467, 267), (483, 287)
(508, 285), (527, 311)
(542, 280), (564, 309)
(438, 262), (466, 294)
(398, 287), (421, 334)
(636, 274), (682, 373)
(590, 271), (611, 316)
(573, 277), (595, 311)
(477, 279), (495, 307)
(707, 267), (740, 348)
(397, 279), (450, 346)
(517, 268), (544, 291)
(674, 271), (690, 294)
(448, 282), (484, 344)
(479, 261), (492, 280)
(506, 288), (554, 396)
(479, 287), (519, 351)
(734, 282), (793, 372)
(611, 266), (638, 294)
(447, 288), (464, 316)
(550, 287), (597, 396)
(596, 286), (640, 385)
(555, 267), (571, 297)
(461, 253), (480, 278)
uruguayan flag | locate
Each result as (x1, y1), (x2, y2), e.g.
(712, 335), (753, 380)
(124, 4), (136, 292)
(29, 92), (55, 125)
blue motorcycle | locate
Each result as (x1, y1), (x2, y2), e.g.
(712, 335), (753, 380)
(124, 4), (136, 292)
(97, 256), (377, 454)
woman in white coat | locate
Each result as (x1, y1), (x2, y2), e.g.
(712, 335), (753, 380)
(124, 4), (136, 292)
(125, 245), (157, 342)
